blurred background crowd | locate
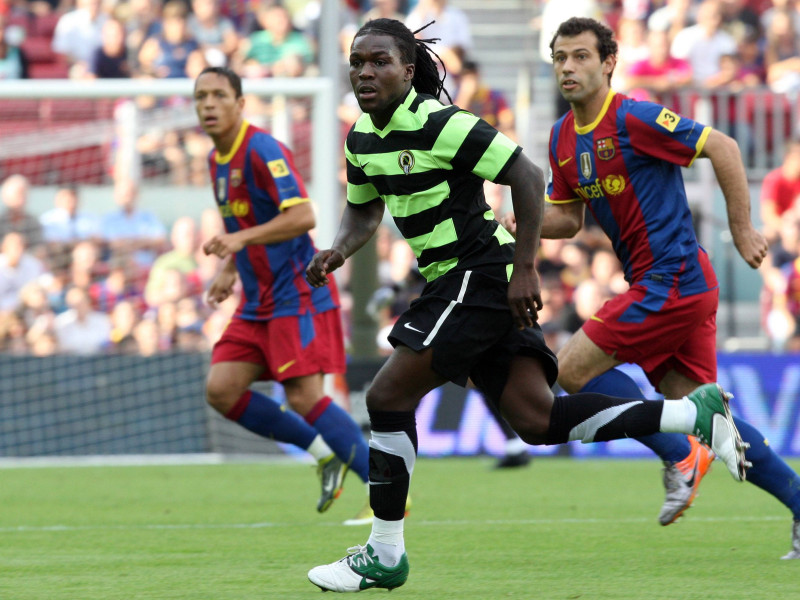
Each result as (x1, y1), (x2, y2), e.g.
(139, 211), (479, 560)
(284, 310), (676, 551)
(0, 0), (799, 358)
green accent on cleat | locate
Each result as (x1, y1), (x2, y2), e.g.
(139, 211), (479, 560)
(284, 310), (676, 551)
(686, 383), (749, 482)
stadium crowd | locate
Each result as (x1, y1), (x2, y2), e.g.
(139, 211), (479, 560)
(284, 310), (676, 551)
(0, 0), (799, 355)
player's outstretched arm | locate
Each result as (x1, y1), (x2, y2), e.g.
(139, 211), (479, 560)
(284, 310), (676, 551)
(700, 129), (768, 269)
(305, 199), (384, 288)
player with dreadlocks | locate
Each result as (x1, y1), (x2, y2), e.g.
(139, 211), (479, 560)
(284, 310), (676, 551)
(305, 18), (746, 592)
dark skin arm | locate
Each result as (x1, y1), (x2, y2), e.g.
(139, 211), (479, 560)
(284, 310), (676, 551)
(496, 152), (547, 330)
(305, 199), (385, 287)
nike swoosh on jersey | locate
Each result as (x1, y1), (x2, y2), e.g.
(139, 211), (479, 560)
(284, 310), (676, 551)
(558, 156), (572, 167)
(403, 322), (425, 333)
(277, 359), (297, 374)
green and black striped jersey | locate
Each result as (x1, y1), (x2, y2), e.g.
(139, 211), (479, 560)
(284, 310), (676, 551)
(345, 87), (521, 282)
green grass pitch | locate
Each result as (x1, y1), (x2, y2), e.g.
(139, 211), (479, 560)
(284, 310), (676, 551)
(1, 456), (797, 599)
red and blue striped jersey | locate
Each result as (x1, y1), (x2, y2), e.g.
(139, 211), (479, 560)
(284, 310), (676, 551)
(547, 90), (718, 296)
(208, 120), (338, 321)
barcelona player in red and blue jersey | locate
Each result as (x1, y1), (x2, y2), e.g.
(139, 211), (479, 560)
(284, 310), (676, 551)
(194, 66), (370, 517)
(522, 17), (799, 558)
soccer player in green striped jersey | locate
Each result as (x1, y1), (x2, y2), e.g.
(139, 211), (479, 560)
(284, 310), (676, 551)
(304, 18), (746, 593)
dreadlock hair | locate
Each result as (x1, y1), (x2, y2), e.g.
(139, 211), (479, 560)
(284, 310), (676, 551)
(354, 18), (451, 103)
(196, 65), (243, 98)
(549, 17), (618, 82)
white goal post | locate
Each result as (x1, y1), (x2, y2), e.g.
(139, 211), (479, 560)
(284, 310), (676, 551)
(0, 77), (341, 247)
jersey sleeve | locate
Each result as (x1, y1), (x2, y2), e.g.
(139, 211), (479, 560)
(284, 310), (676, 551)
(344, 127), (381, 206)
(430, 109), (521, 182)
(546, 126), (580, 205)
(252, 134), (310, 211)
(624, 100), (711, 168)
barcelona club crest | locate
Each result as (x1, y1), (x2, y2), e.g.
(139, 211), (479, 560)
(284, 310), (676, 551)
(231, 169), (242, 187)
(398, 150), (415, 175)
(596, 137), (615, 160)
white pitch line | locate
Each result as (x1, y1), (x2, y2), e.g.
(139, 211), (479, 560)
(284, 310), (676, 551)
(0, 514), (788, 534)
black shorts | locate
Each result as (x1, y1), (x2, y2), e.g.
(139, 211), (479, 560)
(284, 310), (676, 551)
(387, 266), (559, 402)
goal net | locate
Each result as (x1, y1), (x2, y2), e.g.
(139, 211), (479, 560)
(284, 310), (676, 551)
(0, 78), (342, 462)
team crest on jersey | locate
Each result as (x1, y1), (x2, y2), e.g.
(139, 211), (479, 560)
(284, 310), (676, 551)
(216, 177), (227, 202)
(398, 150), (415, 175)
(231, 169), (242, 187)
(602, 174), (626, 195)
(580, 152), (592, 179)
(596, 137), (615, 160)
(656, 107), (680, 132)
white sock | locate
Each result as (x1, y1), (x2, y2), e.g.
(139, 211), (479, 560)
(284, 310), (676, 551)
(660, 398), (697, 434)
(307, 435), (333, 461)
(505, 437), (527, 455)
(368, 517), (405, 566)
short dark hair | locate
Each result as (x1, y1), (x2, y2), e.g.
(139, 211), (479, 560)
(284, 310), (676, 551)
(354, 18), (451, 101)
(550, 17), (618, 65)
(195, 66), (243, 98)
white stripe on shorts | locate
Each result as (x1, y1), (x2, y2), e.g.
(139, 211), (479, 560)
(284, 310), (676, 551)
(423, 270), (472, 346)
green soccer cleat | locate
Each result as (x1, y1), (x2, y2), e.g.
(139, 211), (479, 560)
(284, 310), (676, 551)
(687, 383), (750, 482)
(317, 454), (349, 513)
(308, 544), (409, 592)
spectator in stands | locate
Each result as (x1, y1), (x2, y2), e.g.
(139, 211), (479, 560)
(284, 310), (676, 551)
(39, 185), (102, 271)
(612, 16), (650, 92)
(719, 0), (762, 41)
(0, 309), (30, 354)
(590, 246), (628, 295)
(89, 254), (145, 313)
(51, 0), (108, 77)
(624, 27), (693, 102)
(761, 0), (800, 33)
(647, 0), (696, 42)
(671, 0), (738, 87)
(68, 239), (107, 292)
(122, 0), (163, 73)
(0, 231), (46, 312)
(18, 280), (55, 330)
(188, 0), (240, 67)
(138, 0), (203, 79)
(86, 16), (132, 78)
(765, 250), (800, 351)
(0, 175), (44, 257)
(405, 0), (472, 53)
(238, 3), (314, 78)
(760, 138), (800, 243)
(0, 11), (27, 79)
(761, 214), (800, 343)
(107, 298), (140, 354)
(101, 176), (168, 271)
(704, 47), (764, 90)
(27, 322), (59, 356)
(537, 0), (605, 116)
(453, 59), (516, 141)
(53, 285), (111, 354)
(132, 315), (161, 356)
(144, 216), (200, 307)
(362, 0), (407, 24)
(763, 7), (800, 93)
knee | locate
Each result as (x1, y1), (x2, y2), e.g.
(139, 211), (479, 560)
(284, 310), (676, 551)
(500, 395), (554, 446)
(555, 360), (586, 394)
(206, 377), (241, 414)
